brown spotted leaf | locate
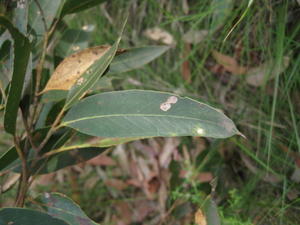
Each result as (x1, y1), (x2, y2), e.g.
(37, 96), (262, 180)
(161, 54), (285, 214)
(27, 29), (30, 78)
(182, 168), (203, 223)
(40, 45), (111, 93)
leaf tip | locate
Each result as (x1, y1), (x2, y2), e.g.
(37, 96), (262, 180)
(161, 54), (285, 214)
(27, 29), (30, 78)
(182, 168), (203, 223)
(237, 131), (246, 139)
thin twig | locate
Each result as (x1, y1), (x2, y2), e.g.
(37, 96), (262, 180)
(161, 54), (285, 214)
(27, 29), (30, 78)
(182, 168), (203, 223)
(14, 136), (28, 207)
(35, 108), (65, 153)
(21, 110), (38, 151)
(28, 9), (59, 133)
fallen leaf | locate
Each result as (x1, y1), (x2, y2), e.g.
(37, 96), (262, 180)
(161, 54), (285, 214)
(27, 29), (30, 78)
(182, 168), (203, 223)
(86, 154), (116, 166)
(1, 173), (20, 192)
(84, 176), (99, 189)
(240, 153), (282, 183)
(39, 45), (111, 93)
(181, 43), (191, 83)
(198, 172), (214, 183)
(245, 56), (290, 87)
(291, 167), (300, 183)
(113, 144), (130, 174)
(114, 202), (132, 225)
(195, 208), (207, 225)
(287, 188), (300, 201)
(183, 30), (208, 44)
(133, 200), (154, 222)
(144, 27), (175, 46)
(159, 138), (180, 168)
(105, 178), (128, 190)
(31, 173), (55, 188)
(212, 50), (246, 75)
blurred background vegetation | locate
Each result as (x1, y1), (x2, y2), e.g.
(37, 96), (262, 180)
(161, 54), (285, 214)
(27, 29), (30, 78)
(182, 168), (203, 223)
(1, 0), (300, 224)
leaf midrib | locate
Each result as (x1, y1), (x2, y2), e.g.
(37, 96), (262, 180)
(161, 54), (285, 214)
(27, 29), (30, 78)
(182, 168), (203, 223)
(62, 113), (222, 127)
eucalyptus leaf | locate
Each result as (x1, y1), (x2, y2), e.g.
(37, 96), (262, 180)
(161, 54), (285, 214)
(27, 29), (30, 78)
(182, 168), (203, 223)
(28, 0), (63, 36)
(13, 0), (28, 34)
(55, 28), (93, 58)
(60, 0), (107, 17)
(0, 32), (12, 90)
(0, 208), (68, 225)
(0, 15), (31, 134)
(35, 192), (99, 225)
(62, 90), (241, 139)
(108, 45), (169, 74)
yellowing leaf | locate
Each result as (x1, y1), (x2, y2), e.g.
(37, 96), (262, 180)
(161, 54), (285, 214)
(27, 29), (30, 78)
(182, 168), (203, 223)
(212, 50), (246, 75)
(40, 45), (111, 94)
(195, 208), (207, 225)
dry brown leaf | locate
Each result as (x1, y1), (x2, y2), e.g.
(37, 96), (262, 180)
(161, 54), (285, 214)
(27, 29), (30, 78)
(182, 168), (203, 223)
(287, 188), (300, 201)
(39, 45), (111, 93)
(195, 208), (207, 225)
(114, 202), (132, 225)
(84, 176), (99, 189)
(212, 50), (246, 75)
(1, 173), (20, 192)
(105, 178), (128, 190)
(159, 137), (180, 168)
(240, 153), (282, 183)
(245, 56), (290, 87)
(31, 173), (55, 189)
(198, 172), (214, 183)
(86, 154), (116, 166)
(181, 43), (191, 83)
(133, 200), (154, 222)
(144, 27), (175, 46)
(291, 167), (300, 183)
(183, 30), (208, 44)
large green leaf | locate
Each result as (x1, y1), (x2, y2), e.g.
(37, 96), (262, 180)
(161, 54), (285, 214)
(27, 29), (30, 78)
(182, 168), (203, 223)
(0, 15), (31, 134)
(108, 45), (170, 74)
(13, 0), (28, 34)
(60, 0), (106, 17)
(63, 36), (121, 110)
(35, 192), (99, 225)
(0, 144), (19, 173)
(0, 208), (68, 225)
(62, 90), (240, 139)
(28, 0), (63, 36)
(55, 28), (93, 58)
